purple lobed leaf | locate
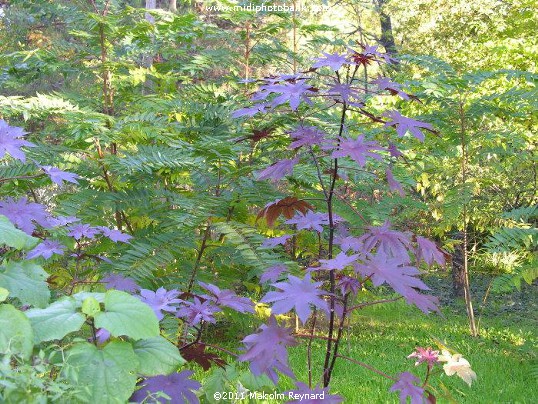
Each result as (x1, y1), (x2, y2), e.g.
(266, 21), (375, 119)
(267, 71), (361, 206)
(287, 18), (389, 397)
(331, 135), (384, 167)
(285, 211), (329, 233)
(0, 120), (35, 162)
(239, 316), (297, 384)
(39, 165), (79, 187)
(389, 372), (424, 404)
(0, 197), (52, 235)
(384, 110), (433, 142)
(312, 52), (348, 71)
(257, 158), (299, 181)
(198, 282), (254, 313)
(130, 370), (201, 404)
(176, 297), (220, 325)
(67, 223), (102, 240)
(102, 273), (140, 293)
(97, 226), (133, 243)
(26, 239), (65, 260)
(139, 287), (182, 320)
(288, 126), (326, 149)
(386, 168), (405, 197)
(359, 221), (412, 263)
(318, 251), (360, 271)
(260, 264), (289, 284)
(415, 236), (445, 266)
(261, 273), (328, 324)
(355, 252), (429, 299)
(261, 234), (293, 248)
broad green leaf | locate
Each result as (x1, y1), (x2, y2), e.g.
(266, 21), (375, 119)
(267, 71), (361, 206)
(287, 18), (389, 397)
(132, 336), (185, 376)
(82, 297), (101, 317)
(0, 215), (39, 250)
(25, 297), (85, 343)
(239, 370), (274, 391)
(94, 290), (159, 340)
(0, 261), (50, 308)
(0, 287), (8, 302)
(0, 304), (34, 359)
(73, 291), (105, 306)
(204, 365), (239, 401)
(64, 341), (139, 404)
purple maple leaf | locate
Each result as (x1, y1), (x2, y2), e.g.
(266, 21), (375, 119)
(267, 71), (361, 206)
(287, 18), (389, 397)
(386, 168), (405, 197)
(131, 370), (201, 404)
(256, 81), (314, 110)
(0, 197), (52, 234)
(415, 236), (445, 266)
(384, 110), (434, 142)
(286, 382), (343, 404)
(318, 251), (360, 271)
(231, 103), (270, 118)
(359, 221), (412, 263)
(355, 253), (429, 299)
(239, 316), (297, 384)
(139, 287), (182, 320)
(404, 289), (440, 314)
(48, 215), (80, 227)
(389, 372), (424, 404)
(0, 120), (35, 162)
(337, 275), (361, 296)
(331, 135), (384, 167)
(388, 142), (403, 158)
(97, 226), (133, 243)
(335, 235), (363, 252)
(26, 240), (65, 260)
(372, 77), (410, 100)
(260, 264), (289, 283)
(176, 297), (220, 325)
(261, 273), (329, 324)
(261, 234), (293, 248)
(285, 211), (329, 233)
(312, 52), (348, 71)
(257, 158), (299, 181)
(327, 82), (361, 104)
(289, 126), (326, 149)
(39, 165), (79, 187)
(67, 223), (101, 240)
(198, 282), (254, 313)
(102, 273), (140, 293)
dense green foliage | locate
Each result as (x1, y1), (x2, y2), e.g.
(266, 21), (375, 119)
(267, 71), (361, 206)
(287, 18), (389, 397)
(0, 0), (535, 403)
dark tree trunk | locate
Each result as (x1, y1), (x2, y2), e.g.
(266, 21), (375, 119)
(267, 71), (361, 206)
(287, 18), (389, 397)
(451, 232), (466, 298)
(374, 0), (397, 55)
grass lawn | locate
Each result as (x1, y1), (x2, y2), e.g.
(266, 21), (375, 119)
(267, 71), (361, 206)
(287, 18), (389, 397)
(285, 299), (537, 403)
(200, 277), (537, 403)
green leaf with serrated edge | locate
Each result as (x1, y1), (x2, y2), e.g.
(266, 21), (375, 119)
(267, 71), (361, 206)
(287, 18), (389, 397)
(64, 341), (139, 404)
(0, 287), (8, 302)
(0, 304), (34, 359)
(0, 261), (49, 307)
(25, 297), (85, 343)
(81, 297), (101, 317)
(94, 290), (159, 340)
(132, 336), (185, 376)
(0, 215), (39, 250)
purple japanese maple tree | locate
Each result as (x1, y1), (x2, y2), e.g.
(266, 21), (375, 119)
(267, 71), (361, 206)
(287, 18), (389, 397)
(229, 43), (454, 403)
